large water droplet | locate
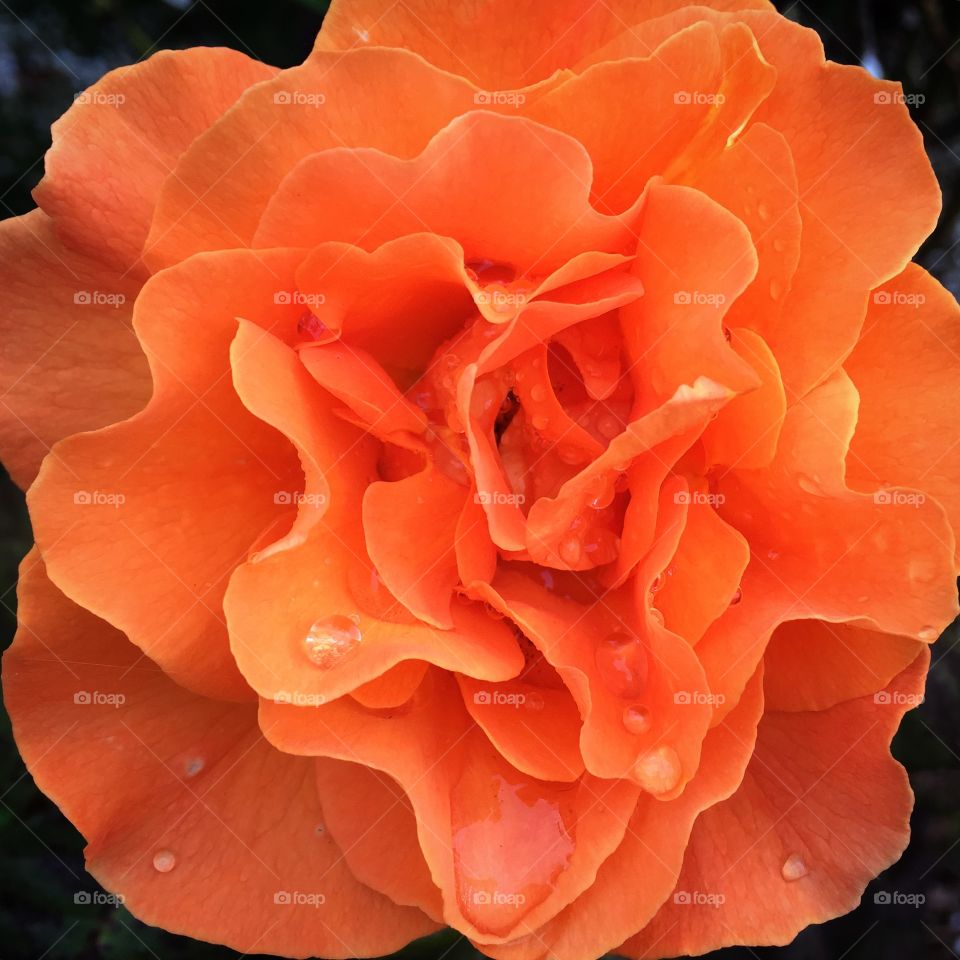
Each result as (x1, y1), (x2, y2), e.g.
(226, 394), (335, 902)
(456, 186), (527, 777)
(595, 632), (649, 699)
(622, 705), (651, 735)
(781, 853), (808, 882)
(153, 850), (177, 873)
(634, 745), (681, 795)
(303, 616), (362, 668)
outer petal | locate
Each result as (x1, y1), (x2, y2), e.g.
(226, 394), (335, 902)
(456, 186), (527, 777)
(763, 619), (924, 712)
(144, 48), (477, 269)
(2, 554), (436, 958)
(315, 0), (773, 89)
(846, 264), (960, 549)
(591, 6), (941, 396)
(748, 14), (941, 396)
(0, 211), (150, 488)
(622, 650), (929, 957)
(28, 249), (306, 701)
(36, 48), (274, 275)
(528, 22), (775, 213)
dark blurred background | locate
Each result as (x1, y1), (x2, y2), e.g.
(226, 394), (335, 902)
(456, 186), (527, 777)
(0, 1), (958, 958)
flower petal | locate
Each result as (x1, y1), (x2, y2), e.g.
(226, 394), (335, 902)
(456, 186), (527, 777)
(260, 673), (640, 945)
(0, 211), (149, 487)
(363, 467), (465, 628)
(255, 112), (643, 274)
(316, 0), (772, 89)
(846, 264), (960, 550)
(28, 249), (307, 701)
(3, 554), (437, 958)
(225, 321), (524, 701)
(144, 48), (477, 269)
(620, 650), (928, 957)
(36, 48), (274, 274)
(763, 620), (924, 712)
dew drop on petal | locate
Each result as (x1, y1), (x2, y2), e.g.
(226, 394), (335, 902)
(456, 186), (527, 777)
(184, 756), (204, 778)
(634, 745), (681, 795)
(595, 632), (649, 699)
(303, 615), (362, 668)
(729, 586), (742, 606)
(153, 850), (177, 873)
(622, 705), (651, 735)
(918, 625), (939, 641)
(781, 853), (808, 882)
(769, 279), (783, 301)
(596, 413), (621, 440)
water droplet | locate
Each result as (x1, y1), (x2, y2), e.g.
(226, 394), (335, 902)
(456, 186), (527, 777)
(781, 853), (808, 882)
(303, 615), (362, 668)
(772, 238), (784, 253)
(767, 550), (781, 561)
(650, 571), (665, 594)
(622, 705), (651, 735)
(530, 384), (547, 403)
(532, 414), (550, 431)
(634, 745), (681, 795)
(559, 536), (582, 566)
(596, 413), (621, 440)
(730, 587), (742, 605)
(315, 823), (326, 836)
(184, 756), (204, 778)
(595, 631), (649, 698)
(296, 310), (336, 344)
(918, 625), (939, 641)
(769, 279), (783, 301)
(587, 478), (616, 511)
(153, 850), (177, 873)
(757, 202), (771, 221)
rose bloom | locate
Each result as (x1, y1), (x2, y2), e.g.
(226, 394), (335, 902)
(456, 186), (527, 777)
(1, 0), (958, 957)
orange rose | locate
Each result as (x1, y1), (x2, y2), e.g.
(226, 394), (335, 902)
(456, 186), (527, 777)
(2, 0), (958, 957)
